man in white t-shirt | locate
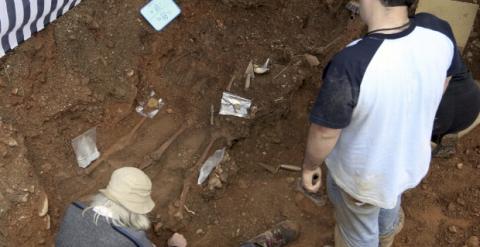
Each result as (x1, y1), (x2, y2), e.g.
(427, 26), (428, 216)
(301, 0), (459, 246)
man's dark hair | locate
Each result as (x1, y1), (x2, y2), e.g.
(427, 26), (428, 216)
(382, 0), (416, 7)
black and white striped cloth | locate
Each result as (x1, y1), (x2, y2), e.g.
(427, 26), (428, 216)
(0, 0), (81, 58)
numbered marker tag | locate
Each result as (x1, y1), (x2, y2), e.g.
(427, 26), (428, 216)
(141, 0), (181, 31)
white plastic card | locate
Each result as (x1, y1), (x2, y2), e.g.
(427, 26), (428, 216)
(141, 0), (181, 31)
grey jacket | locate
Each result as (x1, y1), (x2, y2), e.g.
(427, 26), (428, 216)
(55, 202), (153, 247)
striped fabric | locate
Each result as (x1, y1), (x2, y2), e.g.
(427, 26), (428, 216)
(0, 0), (81, 58)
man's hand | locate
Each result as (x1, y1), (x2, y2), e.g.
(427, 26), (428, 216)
(302, 166), (322, 193)
(301, 124), (341, 193)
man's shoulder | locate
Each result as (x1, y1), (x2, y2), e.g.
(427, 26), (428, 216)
(414, 13), (454, 39)
(329, 38), (383, 71)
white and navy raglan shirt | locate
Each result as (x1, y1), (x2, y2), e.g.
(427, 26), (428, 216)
(310, 13), (464, 209)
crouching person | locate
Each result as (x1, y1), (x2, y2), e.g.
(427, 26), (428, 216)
(56, 167), (155, 247)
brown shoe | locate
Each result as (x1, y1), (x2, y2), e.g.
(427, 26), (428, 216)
(243, 221), (300, 247)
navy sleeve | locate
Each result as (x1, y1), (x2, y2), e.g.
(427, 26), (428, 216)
(310, 58), (357, 129)
(415, 13), (466, 77)
(309, 38), (383, 129)
(446, 34), (464, 77)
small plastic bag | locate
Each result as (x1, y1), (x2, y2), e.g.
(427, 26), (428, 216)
(197, 148), (226, 185)
(72, 127), (100, 168)
(136, 91), (165, 118)
(219, 92), (252, 118)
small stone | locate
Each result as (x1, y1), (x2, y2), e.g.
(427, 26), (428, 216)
(467, 236), (480, 247)
(457, 163), (464, 169)
(38, 192), (49, 217)
(208, 177), (222, 190)
(166, 108), (174, 114)
(196, 229), (204, 235)
(38, 238), (46, 245)
(45, 214), (51, 230)
(473, 40), (480, 49)
(126, 69), (135, 77)
(86, 16), (100, 30)
(304, 53), (320, 67)
(286, 177), (296, 183)
(20, 193), (29, 203)
(457, 197), (466, 206)
(168, 233), (187, 247)
(6, 137), (17, 147)
(448, 225), (458, 233)
(28, 185), (35, 193)
(448, 202), (456, 211)
(11, 88), (19, 95)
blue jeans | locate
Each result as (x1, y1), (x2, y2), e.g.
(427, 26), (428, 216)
(326, 172), (402, 247)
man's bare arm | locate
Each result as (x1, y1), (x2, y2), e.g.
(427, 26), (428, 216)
(303, 124), (342, 170)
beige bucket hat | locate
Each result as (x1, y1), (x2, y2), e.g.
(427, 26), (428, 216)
(99, 167), (155, 215)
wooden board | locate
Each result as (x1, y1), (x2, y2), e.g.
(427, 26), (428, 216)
(417, 0), (478, 51)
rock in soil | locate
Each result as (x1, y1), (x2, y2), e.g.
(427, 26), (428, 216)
(38, 238), (46, 245)
(447, 202), (456, 211)
(448, 225), (458, 233)
(457, 163), (464, 169)
(0, 137), (17, 147)
(467, 236), (480, 247)
(45, 214), (51, 230)
(208, 177), (223, 190)
(38, 192), (49, 217)
(304, 54), (320, 67)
